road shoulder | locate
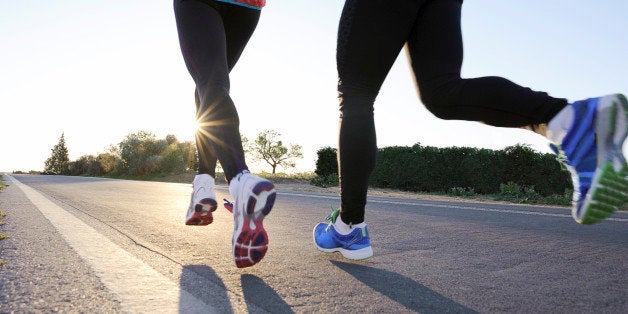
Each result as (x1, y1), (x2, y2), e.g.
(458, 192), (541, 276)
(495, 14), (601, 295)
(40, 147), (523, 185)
(0, 175), (121, 312)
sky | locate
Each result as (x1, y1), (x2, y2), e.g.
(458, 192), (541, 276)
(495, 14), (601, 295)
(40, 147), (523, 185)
(1, 0), (627, 173)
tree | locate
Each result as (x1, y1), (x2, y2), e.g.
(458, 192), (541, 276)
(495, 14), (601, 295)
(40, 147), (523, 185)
(165, 134), (178, 146)
(118, 131), (167, 175)
(97, 151), (119, 174)
(251, 129), (303, 174)
(44, 133), (70, 175)
(67, 154), (102, 176)
(95, 145), (121, 174)
(159, 142), (185, 174)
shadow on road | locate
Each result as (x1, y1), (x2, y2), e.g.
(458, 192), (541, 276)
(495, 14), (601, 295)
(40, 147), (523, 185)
(180, 265), (232, 313)
(241, 274), (294, 313)
(331, 260), (477, 313)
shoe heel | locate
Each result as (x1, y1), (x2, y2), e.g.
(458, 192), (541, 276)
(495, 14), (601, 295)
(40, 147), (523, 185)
(616, 94), (628, 148)
(247, 181), (276, 216)
(605, 94), (628, 150)
(200, 198), (218, 212)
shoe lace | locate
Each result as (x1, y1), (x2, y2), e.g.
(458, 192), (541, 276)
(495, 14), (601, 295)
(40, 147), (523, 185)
(550, 143), (569, 171)
(325, 206), (340, 232)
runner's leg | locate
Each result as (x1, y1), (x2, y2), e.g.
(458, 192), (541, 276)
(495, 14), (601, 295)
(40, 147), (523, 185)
(337, 0), (425, 224)
(174, 0), (259, 182)
(406, 0), (567, 131)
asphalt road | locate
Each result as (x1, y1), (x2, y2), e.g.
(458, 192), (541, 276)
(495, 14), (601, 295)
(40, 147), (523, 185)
(0, 174), (626, 313)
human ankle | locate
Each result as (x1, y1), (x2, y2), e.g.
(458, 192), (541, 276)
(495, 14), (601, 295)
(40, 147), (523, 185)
(335, 215), (366, 235)
(547, 105), (574, 145)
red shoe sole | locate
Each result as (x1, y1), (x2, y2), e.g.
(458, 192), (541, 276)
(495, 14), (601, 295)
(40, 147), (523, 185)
(234, 217), (269, 268)
(233, 182), (276, 268)
(185, 198), (217, 226)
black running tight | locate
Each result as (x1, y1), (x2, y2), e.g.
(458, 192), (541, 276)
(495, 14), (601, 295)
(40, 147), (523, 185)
(174, 0), (260, 181)
(337, 0), (568, 224)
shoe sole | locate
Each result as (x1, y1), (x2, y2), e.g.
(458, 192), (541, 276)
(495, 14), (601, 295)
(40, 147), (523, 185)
(315, 244), (374, 260)
(233, 181), (276, 268)
(185, 198), (218, 226)
(577, 94), (628, 224)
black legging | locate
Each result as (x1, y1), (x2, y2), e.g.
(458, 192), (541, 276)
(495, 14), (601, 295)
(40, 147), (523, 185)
(337, 0), (568, 224)
(174, 0), (260, 181)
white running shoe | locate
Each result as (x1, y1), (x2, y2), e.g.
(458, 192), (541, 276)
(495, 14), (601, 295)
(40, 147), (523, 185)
(185, 174), (218, 226)
(229, 170), (276, 268)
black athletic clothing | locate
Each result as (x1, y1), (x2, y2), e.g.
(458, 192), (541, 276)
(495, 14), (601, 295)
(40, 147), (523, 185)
(337, 0), (568, 224)
(174, 0), (260, 181)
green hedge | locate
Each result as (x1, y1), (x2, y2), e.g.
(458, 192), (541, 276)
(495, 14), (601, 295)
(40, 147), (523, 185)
(314, 144), (572, 196)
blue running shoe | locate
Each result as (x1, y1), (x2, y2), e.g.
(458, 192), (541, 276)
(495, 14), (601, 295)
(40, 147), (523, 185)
(555, 94), (628, 224)
(313, 207), (373, 260)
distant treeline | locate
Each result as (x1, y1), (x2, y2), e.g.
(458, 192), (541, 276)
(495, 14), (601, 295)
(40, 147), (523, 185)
(314, 144), (572, 197)
(61, 131), (198, 177)
(45, 129), (303, 177)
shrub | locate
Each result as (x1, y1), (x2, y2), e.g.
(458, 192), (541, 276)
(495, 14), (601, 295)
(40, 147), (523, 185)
(97, 152), (119, 174)
(314, 147), (338, 177)
(496, 182), (541, 204)
(447, 187), (477, 197)
(310, 174), (339, 188)
(179, 141), (198, 172)
(542, 189), (572, 206)
(159, 143), (185, 174)
(67, 155), (103, 176)
(498, 144), (572, 196)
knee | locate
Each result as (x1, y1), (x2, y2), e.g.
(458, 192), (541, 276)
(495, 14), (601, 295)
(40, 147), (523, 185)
(195, 84), (236, 122)
(418, 76), (462, 120)
(196, 77), (230, 106)
(197, 78), (229, 98)
(421, 93), (453, 120)
(338, 81), (378, 117)
(195, 68), (230, 99)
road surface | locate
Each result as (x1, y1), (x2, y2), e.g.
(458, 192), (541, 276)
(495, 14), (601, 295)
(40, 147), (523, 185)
(0, 174), (626, 313)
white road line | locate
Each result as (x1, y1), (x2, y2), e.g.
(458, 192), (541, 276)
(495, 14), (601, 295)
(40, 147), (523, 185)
(8, 175), (214, 313)
(279, 191), (628, 223)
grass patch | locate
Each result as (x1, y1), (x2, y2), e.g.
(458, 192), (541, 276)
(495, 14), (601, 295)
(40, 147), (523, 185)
(493, 182), (571, 206)
(0, 177), (7, 267)
(447, 187), (478, 198)
(103, 170), (317, 185)
(258, 172), (316, 184)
